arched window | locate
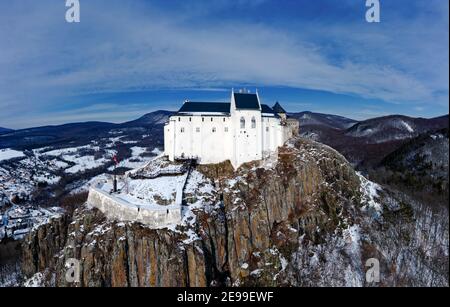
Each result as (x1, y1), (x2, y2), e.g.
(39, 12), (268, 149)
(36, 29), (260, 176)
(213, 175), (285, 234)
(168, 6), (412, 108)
(251, 117), (256, 128)
(180, 127), (185, 133)
(212, 127), (216, 133)
(240, 117), (245, 129)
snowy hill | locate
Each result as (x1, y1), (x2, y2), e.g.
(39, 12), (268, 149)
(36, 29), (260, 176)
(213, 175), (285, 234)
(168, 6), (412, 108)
(372, 129), (449, 207)
(299, 114), (449, 168)
(289, 111), (357, 130)
(123, 110), (173, 127)
(346, 115), (448, 143)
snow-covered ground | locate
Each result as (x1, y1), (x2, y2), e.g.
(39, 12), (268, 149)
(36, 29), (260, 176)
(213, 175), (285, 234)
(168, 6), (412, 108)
(107, 147), (159, 171)
(0, 149), (25, 162)
(99, 174), (187, 207)
(0, 205), (64, 241)
(39, 144), (116, 174)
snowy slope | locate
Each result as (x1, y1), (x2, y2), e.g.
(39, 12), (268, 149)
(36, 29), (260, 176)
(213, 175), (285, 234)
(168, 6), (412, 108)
(0, 149), (25, 162)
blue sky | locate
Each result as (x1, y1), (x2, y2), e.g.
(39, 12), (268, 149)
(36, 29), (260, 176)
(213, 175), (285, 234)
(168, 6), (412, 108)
(0, 0), (448, 129)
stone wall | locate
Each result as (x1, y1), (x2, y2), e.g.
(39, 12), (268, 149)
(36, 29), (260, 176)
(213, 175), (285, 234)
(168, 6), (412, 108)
(87, 187), (181, 228)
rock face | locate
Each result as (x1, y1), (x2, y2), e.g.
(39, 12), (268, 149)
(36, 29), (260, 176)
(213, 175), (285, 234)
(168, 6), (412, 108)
(21, 138), (449, 287)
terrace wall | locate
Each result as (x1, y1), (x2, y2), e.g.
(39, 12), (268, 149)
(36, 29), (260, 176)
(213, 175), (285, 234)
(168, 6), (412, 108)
(87, 187), (181, 228)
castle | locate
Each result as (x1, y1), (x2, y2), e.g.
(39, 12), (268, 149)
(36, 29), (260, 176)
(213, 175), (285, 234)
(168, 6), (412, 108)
(164, 89), (299, 168)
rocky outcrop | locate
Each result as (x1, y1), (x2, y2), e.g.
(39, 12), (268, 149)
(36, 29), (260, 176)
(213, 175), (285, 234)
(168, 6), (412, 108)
(20, 137), (449, 287)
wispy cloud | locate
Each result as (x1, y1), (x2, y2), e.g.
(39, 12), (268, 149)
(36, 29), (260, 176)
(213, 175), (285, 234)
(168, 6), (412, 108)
(0, 0), (448, 128)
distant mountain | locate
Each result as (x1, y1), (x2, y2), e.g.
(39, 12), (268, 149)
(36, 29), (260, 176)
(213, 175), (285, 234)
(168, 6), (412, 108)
(346, 115), (449, 143)
(381, 128), (449, 175)
(299, 113), (449, 168)
(373, 128), (449, 207)
(0, 121), (118, 150)
(123, 110), (173, 127)
(0, 127), (13, 135)
(0, 111), (174, 150)
(289, 111), (357, 130)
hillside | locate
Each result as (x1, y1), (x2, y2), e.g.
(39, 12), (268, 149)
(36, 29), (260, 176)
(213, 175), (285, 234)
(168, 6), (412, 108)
(299, 113), (449, 168)
(346, 115), (448, 143)
(289, 111), (357, 130)
(0, 111), (173, 151)
(122, 110), (173, 127)
(17, 138), (449, 287)
(369, 129), (449, 207)
(0, 127), (13, 135)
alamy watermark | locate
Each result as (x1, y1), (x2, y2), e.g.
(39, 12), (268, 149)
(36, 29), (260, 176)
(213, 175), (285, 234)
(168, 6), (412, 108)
(65, 1), (379, 24)
(365, 258), (380, 283)
(65, 0), (80, 23)
(65, 258), (81, 284)
(366, 0), (381, 23)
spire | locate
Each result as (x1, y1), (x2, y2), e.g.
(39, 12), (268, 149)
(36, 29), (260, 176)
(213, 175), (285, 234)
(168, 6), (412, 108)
(272, 101), (286, 114)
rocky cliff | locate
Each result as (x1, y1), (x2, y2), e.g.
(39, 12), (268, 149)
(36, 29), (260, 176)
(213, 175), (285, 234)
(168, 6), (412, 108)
(21, 138), (449, 287)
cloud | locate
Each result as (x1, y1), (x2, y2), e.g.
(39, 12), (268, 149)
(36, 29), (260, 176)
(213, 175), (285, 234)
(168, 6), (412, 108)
(0, 0), (448, 128)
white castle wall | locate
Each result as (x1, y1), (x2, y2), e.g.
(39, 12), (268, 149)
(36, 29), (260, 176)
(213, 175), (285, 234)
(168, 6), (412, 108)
(87, 187), (181, 228)
(232, 109), (262, 167)
(164, 92), (300, 168)
(164, 115), (234, 165)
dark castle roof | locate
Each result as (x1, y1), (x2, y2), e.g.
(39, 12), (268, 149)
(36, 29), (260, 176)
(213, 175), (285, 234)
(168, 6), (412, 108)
(261, 104), (276, 115)
(272, 102), (286, 114)
(178, 102), (231, 114)
(234, 93), (260, 110)
(176, 96), (285, 115)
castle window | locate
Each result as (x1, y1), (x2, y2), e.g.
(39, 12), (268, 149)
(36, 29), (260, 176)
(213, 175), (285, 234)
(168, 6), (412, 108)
(202, 117), (205, 122)
(180, 127), (185, 133)
(178, 117), (181, 122)
(211, 117), (213, 122)
(196, 127), (200, 133)
(240, 117), (245, 129)
(251, 117), (256, 128)
(189, 117), (192, 122)
(225, 127), (229, 132)
(266, 127), (269, 132)
(223, 118), (226, 122)
(212, 127), (216, 133)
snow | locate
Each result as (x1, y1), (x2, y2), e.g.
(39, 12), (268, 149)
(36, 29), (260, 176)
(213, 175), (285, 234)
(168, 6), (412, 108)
(65, 155), (111, 174)
(0, 205), (63, 241)
(0, 149), (25, 162)
(23, 272), (45, 287)
(250, 269), (263, 277)
(37, 144), (116, 174)
(357, 172), (382, 213)
(130, 146), (147, 156)
(401, 121), (414, 133)
(33, 174), (60, 185)
(343, 225), (361, 254)
(108, 174), (186, 207)
(43, 145), (99, 157)
(107, 147), (157, 171)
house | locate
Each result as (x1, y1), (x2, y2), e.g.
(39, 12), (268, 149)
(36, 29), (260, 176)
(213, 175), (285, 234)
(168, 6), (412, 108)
(164, 89), (299, 168)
